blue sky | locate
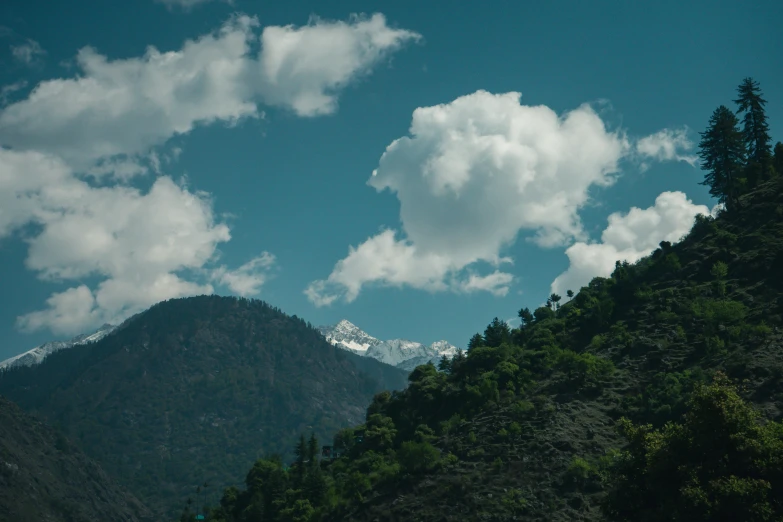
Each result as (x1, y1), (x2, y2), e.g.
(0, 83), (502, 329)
(0, 0), (781, 361)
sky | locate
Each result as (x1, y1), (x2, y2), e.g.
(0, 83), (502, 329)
(0, 0), (781, 361)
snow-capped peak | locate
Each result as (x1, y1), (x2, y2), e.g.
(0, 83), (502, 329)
(0, 323), (117, 371)
(318, 320), (381, 354)
(318, 320), (461, 370)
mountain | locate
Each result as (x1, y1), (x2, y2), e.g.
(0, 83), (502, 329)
(208, 176), (783, 522)
(318, 319), (460, 370)
(0, 323), (116, 370)
(0, 395), (153, 522)
(0, 296), (408, 520)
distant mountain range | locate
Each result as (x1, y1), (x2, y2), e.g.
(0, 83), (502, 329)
(2, 318), (461, 375)
(318, 319), (461, 371)
(0, 323), (117, 370)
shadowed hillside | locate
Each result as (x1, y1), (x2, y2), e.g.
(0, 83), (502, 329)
(0, 295), (408, 519)
(0, 396), (154, 522)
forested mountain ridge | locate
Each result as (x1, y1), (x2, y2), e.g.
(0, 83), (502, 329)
(0, 396), (154, 522)
(200, 79), (783, 522)
(0, 295), (408, 520)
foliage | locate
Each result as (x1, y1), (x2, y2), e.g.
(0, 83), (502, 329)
(604, 373), (783, 521)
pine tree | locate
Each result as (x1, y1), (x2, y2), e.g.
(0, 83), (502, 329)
(467, 333), (484, 351)
(698, 105), (746, 211)
(517, 307), (534, 327)
(437, 354), (452, 373)
(774, 142), (783, 178)
(307, 432), (319, 469)
(734, 77), (773, 186)
(483, 317), (511, 348)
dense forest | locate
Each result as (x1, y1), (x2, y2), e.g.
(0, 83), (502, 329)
(0, 296), (408, 519)
(181, 79), (783, 521)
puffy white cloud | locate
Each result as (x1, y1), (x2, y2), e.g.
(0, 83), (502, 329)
(0, 14), (419, 171)
(307, 90), (632, 305)
(636, 127), (698, 170)
(257, 14), (421, 116)
(1, 13), (417, 334)
(211, 252), (276, 296)
(307, 91), (703, 306)
(10, 39), (45, 65)
(0, 147), (255, 334)
(0, 16), (261, 171)
(551, 191), (713, 296)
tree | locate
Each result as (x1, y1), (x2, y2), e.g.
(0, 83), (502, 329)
(774, 142), (783, 178)
(566, 290), (574, 300)
(735, 77), (773, 185)
(483, 317), (511, 348)
(467, 333), (484, 351)
(437, 354), (452, 373)
(604, 372), (783, 521)
(549, 293), (561, 310)
(517, 307), (534, 327)
(307, 432), (319, 469)
(698, 105), (746, 211)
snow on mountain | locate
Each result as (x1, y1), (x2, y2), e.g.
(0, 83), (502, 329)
(317, 319), (382, 354)
(0, 324), (117, 370)
(318, 320), (460, 370)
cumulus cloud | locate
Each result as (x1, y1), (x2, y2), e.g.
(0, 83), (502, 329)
(257, 14), (421, 116)
(0, 14), (418, 171)
(10, 39), (46, 65)
(550, 191), (714, 296)
(306, 90), (632, 305)
(0, 13), (417, 334)
(307, 91), (703, 306)
(636, 127), (698, 171)
(1, 147), (273, 334)
(211, 252), (276, 296)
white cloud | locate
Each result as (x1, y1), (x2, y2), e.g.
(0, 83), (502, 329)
(0, 13), (419, 171)
(0, 147), (244, 334)
(551, 191), (714, 296)
(307, 91), (702, 306)
(211, 252), (276, 296)
(0, 13), (418, 334)
(636, 127), (698, 171)
(10, 39), (45, 65)
(306, 90), (632, 305)
(256, 13), (421, 116)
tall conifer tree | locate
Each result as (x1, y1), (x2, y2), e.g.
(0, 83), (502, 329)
(698, 106), (746, 211)
(734, 77), (773, 185)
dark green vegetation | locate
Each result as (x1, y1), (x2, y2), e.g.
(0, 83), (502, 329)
(192, 78), (783, 521)
(0, 396), (153, 522)
(0, 296), (408, 519)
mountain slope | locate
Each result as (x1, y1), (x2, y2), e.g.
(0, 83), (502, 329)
(0, 395), (153, 522)
(210, 177), (783, 522)
(319, 320), (460, 370)
(0, 296), (407, 519)
(0, 323), (116, 370)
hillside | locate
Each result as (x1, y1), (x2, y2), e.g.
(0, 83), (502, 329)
(0, 396), (153, 522)
(0, 296), (408, 519)
(202, 180), (783, 520)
